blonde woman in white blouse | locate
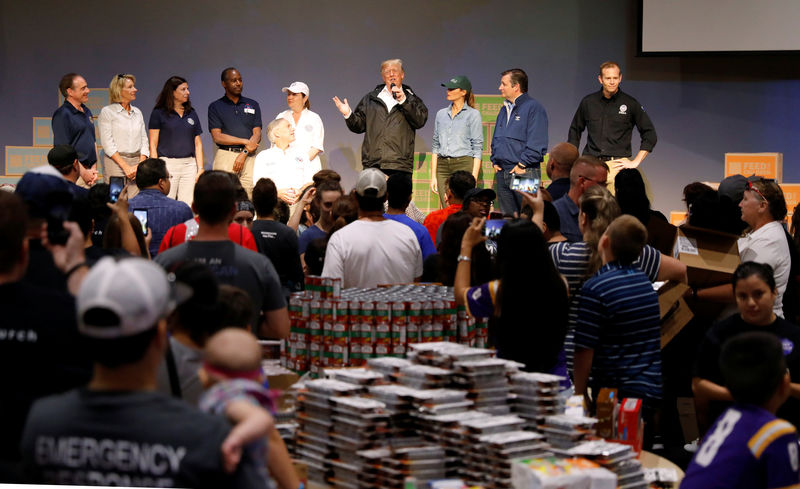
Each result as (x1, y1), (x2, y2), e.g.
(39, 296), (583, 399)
(275, 81), (324, 173)
(98, 74), (149, 199)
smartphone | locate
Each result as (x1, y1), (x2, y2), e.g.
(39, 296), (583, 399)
(133, 209), (148, 236)
(483, 219), (507, 239)
(510, 172), (541, 195)
(46, 216), (69, 245)
(488, 211), (504, 220)
(109, 176), (124, 203)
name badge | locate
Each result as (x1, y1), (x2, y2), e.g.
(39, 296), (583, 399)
(244, 108), (255, 114)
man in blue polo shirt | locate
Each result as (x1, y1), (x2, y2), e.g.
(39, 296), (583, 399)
(51, 73), (98, 186)
(490, 68), (547, 215)
(573, 215), (662, 423)
(208, 67), (262, 198)
(129, 158), (194, 257)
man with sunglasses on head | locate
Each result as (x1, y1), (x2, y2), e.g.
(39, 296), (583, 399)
(552, 156), (609, 242)
(694, 177), (791, 320)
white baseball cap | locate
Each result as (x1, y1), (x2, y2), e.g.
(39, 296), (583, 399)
(77, 257), (192, 339)
(355, 168), (387, 198)
(281, 81), (309, 96)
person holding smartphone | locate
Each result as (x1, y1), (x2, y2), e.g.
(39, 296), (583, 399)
(430, 76), (483, 208)
(454, 197), (569, 377)
(98, 74), (149, 200)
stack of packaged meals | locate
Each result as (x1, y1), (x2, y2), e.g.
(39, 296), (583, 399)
(509, 372), (566, 427)
(539, 414), (598, 450)
(453, 358), (514, 415)
(328, 396), (390, 489)
(295, 379), (364, 482)
(563, 440), (648, 489)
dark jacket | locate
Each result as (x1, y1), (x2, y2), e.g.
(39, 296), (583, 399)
(346, 84), (428, 172)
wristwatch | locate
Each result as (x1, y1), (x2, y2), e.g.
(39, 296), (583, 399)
(457, 255), (471, 263)
(242, 149), (249, 155)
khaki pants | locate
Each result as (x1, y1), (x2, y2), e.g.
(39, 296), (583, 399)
(104, 154), (140, 199)
(213, 149), (255, 199)
(163, 156), (198, 206)
(435, 155), (474, 208)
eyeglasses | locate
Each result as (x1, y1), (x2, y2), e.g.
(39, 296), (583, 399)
(579, 175), (608, 186)
(746, 180), (767, 201)
(471, 200), (491, 207)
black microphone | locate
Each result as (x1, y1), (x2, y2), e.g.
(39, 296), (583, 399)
(390, 83), (398, 100)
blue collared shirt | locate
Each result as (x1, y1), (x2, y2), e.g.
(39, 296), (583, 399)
(553, 194), (582, 242)
(574, 262), (662, 402)
(208, 95), (262, 142)
(431, 104), (483, 159)
(129, 189), (194, 257)
(490, 92), (548, 170)
(149, 107), (203, 158)
(51, 102), (96, 166)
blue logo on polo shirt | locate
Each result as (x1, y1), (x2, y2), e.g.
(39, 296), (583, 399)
(783, 338), (794, 355)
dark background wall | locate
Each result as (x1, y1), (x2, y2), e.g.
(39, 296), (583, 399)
(2, 0), (799, 213)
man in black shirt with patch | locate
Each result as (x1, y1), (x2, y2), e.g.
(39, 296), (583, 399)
(567, 61), (656, 188)
(21, 256), (265, 488)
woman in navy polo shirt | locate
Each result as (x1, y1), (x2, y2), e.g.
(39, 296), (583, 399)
(149, 76), (204, 205)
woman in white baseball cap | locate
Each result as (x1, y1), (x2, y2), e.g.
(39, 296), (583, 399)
(275, 81), (324, 175)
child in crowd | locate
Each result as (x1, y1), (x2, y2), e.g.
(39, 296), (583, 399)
(573, 215), (662, 425)
(200, 322), (300, 489)
(198, 328), (275, 482)
(681, 331), (799, 489)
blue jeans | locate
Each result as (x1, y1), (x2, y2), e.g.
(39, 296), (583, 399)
(494, 167), (538, 215)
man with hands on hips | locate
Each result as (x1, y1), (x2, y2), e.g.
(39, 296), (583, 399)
(490, 68), (548, 215)
(332, 58), (428, 176)
(208, 67), (262, 198)
(567, 61), (656, 188)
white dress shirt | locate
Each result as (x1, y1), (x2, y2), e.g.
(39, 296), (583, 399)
(98, 103), (149, 156)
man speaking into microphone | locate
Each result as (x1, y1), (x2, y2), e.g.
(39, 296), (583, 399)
(333, 59), (428, 177)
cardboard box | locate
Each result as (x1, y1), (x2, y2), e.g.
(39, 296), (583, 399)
(657, 281), (694, 348)
(673, 225), (740, 288)
(724, 152), (782, 182)
(595, 388), (619, 439)
(617, 398), (643, 455)
(781, 183), (800, 219)
(669, 211), (687, 226)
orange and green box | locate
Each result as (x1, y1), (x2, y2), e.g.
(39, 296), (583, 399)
(5, 146), (49, 175)
(724, 152), (782, 182)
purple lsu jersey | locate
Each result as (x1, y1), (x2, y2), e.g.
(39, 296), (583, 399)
(681, 404), (800, 489)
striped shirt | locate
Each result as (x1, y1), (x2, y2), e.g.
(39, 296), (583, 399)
(549, 241), (661, 371)
(682, 405), (800, 489)
(574, 262), (662, 401)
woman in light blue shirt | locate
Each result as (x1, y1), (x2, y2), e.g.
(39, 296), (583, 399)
(430, 75), (483, 208)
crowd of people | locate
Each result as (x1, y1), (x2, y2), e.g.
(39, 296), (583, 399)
(2, 58), (799, 488)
